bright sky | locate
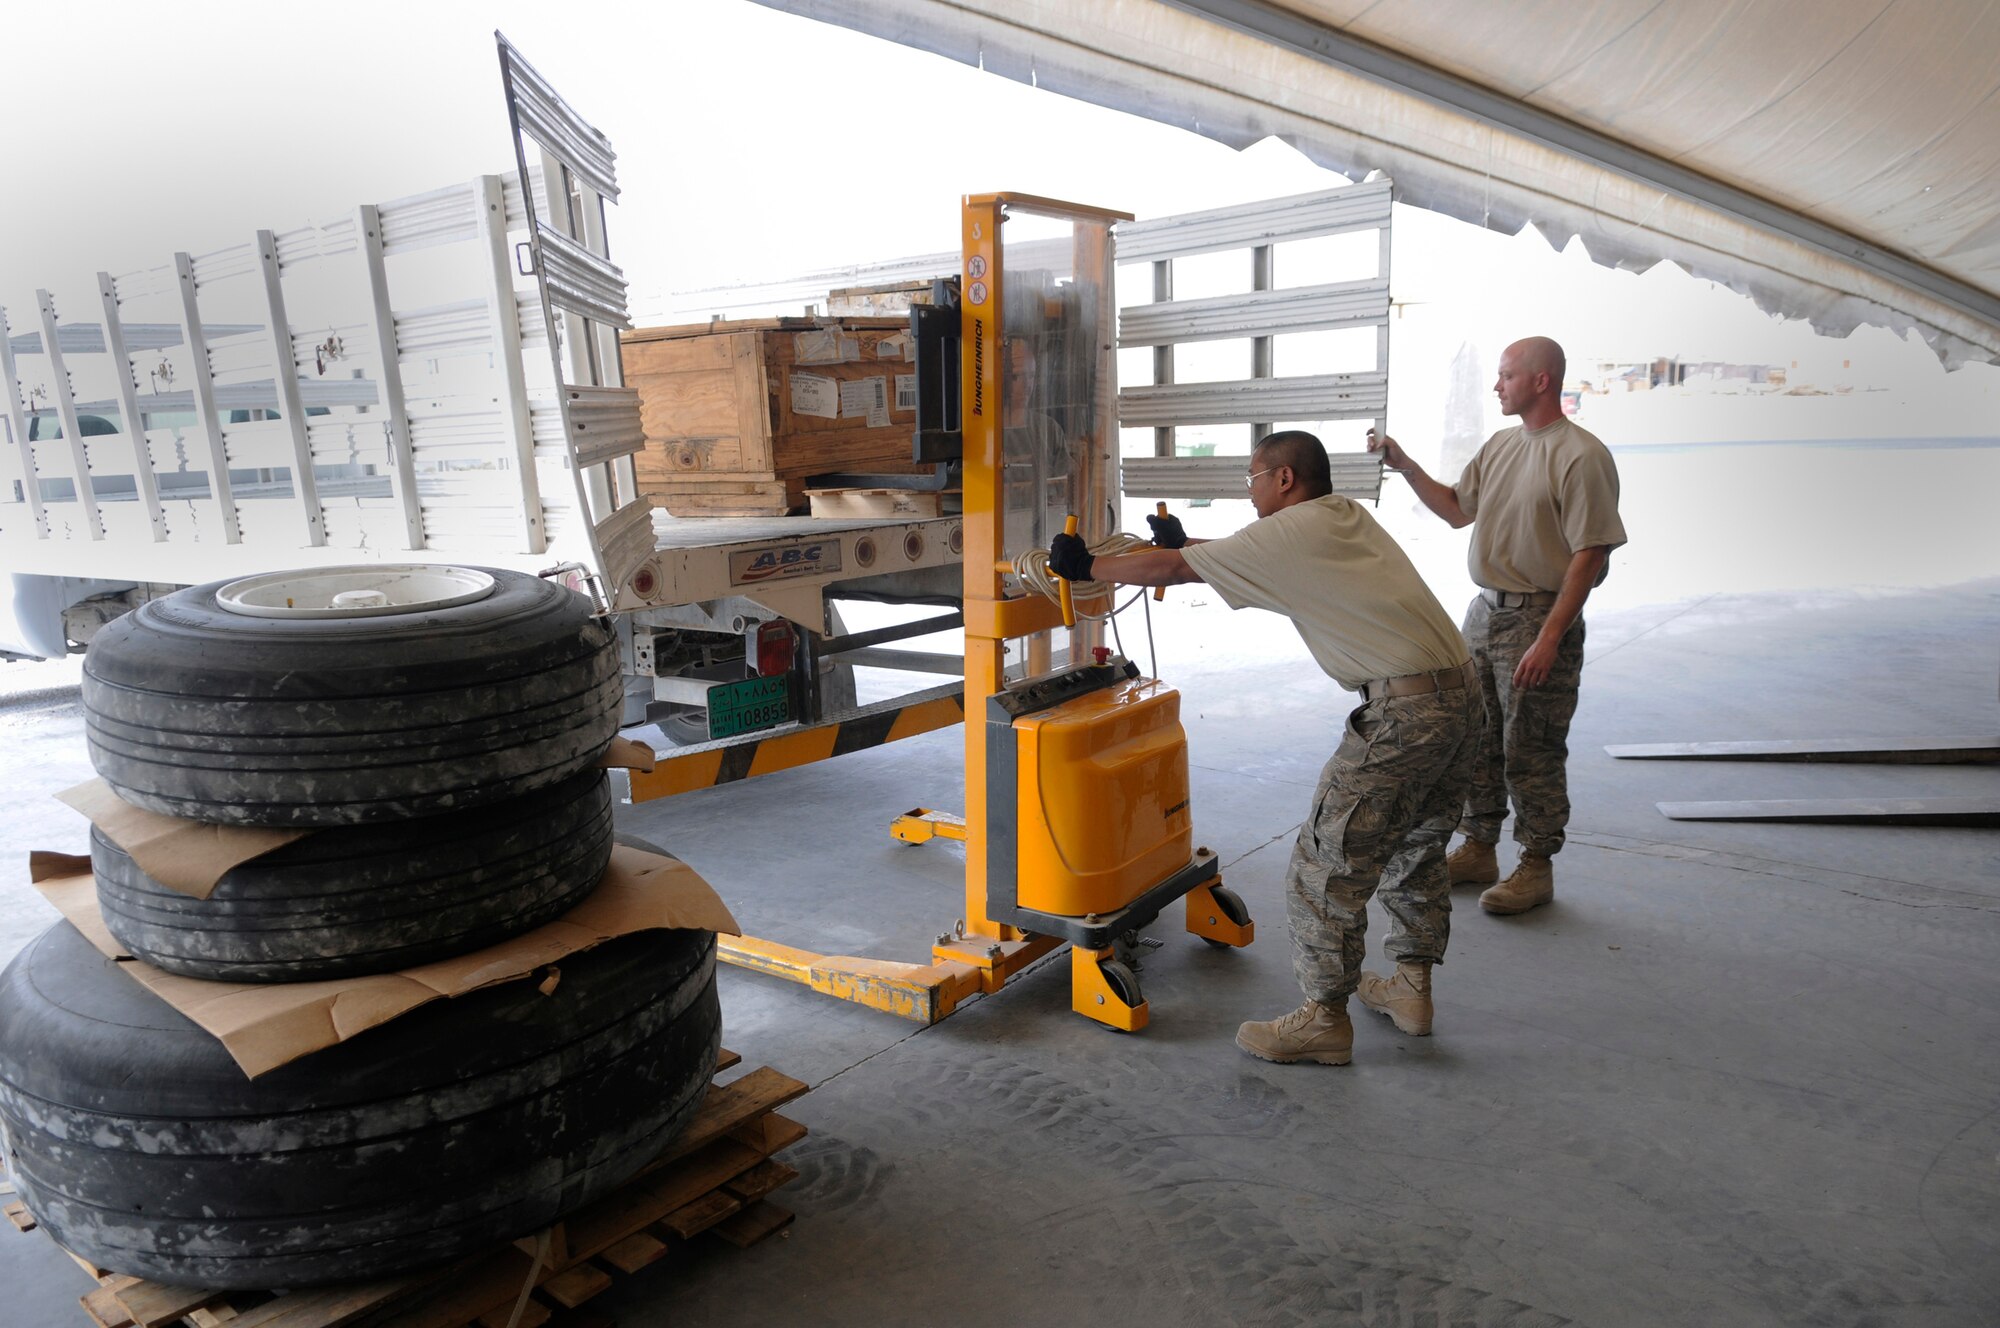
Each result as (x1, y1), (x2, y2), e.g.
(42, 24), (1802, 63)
(3, 0), (1993, 447)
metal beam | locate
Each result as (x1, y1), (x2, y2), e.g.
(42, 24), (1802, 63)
(33, 291), (103, 540)
(1160, 0), (2000, 334)
(715, 935), (990, 1024)
(474, 173), (546, 554)
(890, 807), (968, 844)
(1120, 370), (1387, 428)
(0, 307), (48, 537)
(623, 681), (965, 802)
(1658, 797), (2000, 827)
(840, 647), (964, 675)
(1115, 178), (1392, 262)
(95, 274), (168, 542)
(1610, 737), (2000, 765)
(351, 209), (425, 550)
(820, 611), (964, 657)
(1124, 450), (1382, 501)
(1118, 278), (1389, 347)
(172, 253), (242, 544)
(253, 231), (326, 548)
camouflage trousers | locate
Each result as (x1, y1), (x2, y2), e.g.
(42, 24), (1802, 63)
(1457, 593), (1587, 857)
(1285, 676), (1482, 1004)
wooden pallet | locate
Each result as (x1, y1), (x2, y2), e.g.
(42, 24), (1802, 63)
(805, 487), (951, 519)
(10, 1050), (808, 1328)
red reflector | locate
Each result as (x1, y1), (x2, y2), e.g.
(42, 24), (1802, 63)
(755, 620), (794, 677)
(630, 565), (657, 598)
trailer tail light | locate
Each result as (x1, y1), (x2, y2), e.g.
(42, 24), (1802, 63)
(755, 620), (795, 677)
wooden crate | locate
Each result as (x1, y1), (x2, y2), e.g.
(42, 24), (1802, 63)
(12, 1050), (809, 1328)
(623, 317), (928, 516)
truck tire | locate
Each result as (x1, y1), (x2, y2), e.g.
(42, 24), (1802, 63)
(93, 769), (614, 982)
(0, 919), (720, 1288)
(81, 568), (620, 826)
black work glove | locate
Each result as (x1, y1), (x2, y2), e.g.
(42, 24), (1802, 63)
(1146, 512), (1187, 548)
(1049, 532), (1094, 582)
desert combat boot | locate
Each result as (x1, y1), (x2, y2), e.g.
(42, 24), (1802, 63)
(1480, 852), (1554, 914)
(1445, 838), (1499, 885)
(1355, 960), (1434, 1035)
(1235, 998), (1353, 1065)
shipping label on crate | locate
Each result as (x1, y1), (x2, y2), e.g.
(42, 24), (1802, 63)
(729, 539), (844, 585)
(794, 329), (860, 365)
(876, 331), (914, 362)
(840, 376), (890, 428)
(790, 372), (839, 419)
(895, 373), (918, 413)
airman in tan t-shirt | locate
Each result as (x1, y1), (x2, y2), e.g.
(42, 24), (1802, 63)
(1458, 417), (1626, 593)
(1370, 336), (1626, 918)
(1181, 494), (1466, 692)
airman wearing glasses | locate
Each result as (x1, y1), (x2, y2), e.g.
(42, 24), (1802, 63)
(1048, 430), (1480, 1066)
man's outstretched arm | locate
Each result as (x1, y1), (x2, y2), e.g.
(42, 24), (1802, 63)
(1048, 533), (1204, 588)
(1089, 547), (1206, 587)
(1369, 430), (1471, 528)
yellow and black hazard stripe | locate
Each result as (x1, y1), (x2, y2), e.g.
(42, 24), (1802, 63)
(626, 683), (965, 802)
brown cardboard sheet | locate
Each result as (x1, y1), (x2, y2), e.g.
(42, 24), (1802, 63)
(603, 735), (658, 772)
(57, 736), (658, 902)
(56, 779), (307, 899)
(28, 844), (738, 1080)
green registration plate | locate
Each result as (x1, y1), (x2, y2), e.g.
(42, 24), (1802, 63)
(706, 675), (792, 740)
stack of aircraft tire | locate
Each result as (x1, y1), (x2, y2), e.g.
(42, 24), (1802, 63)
(0, 566), (721, 1288)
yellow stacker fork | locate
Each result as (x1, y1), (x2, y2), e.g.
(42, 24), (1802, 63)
(718, 194), (1252, 1031)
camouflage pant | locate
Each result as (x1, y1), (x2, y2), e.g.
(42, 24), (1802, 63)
(1457, 594), (1586, 857)
(1286, 678), (1482, 1004)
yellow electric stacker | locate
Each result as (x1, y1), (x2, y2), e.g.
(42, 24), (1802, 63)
(719, 194), (1252, 1031)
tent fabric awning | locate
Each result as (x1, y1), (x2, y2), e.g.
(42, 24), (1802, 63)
(756, 0), (2000, 367)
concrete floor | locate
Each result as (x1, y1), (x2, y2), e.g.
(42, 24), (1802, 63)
(3, 580), (1997, 1326)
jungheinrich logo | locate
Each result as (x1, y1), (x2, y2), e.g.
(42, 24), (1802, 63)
(729, 540), (844, 585)
(971, 316), (984, 418)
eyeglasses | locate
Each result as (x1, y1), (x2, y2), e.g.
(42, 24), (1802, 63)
(1244, 467), (1275, 490)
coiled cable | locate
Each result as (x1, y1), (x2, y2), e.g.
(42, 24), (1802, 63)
(1012, 531), (1156, 616)
(1011, 529), (1169, 677)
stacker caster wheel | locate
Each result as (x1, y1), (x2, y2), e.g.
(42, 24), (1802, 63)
(1198, 886), (1252, 947)
(1099, 959), (1142, 1009)
(1073, 947), (1149, 1031)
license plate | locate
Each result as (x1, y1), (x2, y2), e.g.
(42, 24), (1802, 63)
(706, 675), (792, 740)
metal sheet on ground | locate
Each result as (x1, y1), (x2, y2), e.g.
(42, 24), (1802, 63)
(1657, 796), (2000, 826)
(1611, 736), (2000, 764)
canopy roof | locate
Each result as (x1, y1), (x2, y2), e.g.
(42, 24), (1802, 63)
(761, 0), (2000, 365)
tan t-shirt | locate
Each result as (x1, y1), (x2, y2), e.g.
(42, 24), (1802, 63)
(1182, 496), (1468, 692)
(1457, 419), (1628, 592)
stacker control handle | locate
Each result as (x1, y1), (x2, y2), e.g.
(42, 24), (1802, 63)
(1057, 515), (1078, 628)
